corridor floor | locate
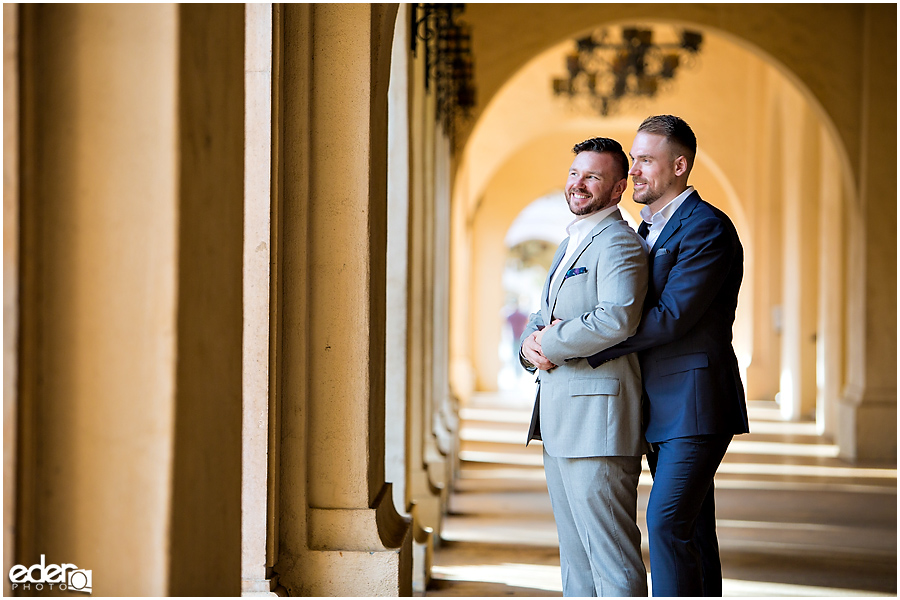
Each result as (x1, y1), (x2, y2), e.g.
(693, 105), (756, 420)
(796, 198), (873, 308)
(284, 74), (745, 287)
(426, 394), (897, 597)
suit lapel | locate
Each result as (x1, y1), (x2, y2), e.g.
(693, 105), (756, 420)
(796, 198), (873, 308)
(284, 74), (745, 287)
(548, 210), (623, 315)
(652, 191), (701, 253)
(542, 240), (567, 324)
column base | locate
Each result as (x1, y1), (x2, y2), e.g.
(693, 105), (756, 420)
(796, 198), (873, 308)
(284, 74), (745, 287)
(838, 386), (897, 462)
(412, 519), (434, 594)
(300, 540), (412, 596)
(302, 483), (413, 595)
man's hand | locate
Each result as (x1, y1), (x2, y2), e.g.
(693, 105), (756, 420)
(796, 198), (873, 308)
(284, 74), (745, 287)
(522, 320), (562, 371)
(522, 330), (555, 370)
(534, 319), (562, 346)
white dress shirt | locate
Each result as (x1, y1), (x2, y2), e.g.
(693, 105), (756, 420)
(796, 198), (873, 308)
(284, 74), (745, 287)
(548, 204), (620, 301)
(641, 186), (695, 251)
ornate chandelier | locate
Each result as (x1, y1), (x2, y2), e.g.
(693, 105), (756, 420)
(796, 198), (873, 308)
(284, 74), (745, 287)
(552, 26), (703, 117)
(412, 4), (477, 138)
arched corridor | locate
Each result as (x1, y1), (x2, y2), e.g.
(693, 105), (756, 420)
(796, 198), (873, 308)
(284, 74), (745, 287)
(4, 3), (895, 596)
(429, 395), (897, 596)
(451, 8), (892, 457)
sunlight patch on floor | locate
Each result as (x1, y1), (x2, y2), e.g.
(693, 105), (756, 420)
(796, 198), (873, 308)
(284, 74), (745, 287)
(721, 578), (894, 597)
(716, 462), (897, 479)
(431, 565), (894, 597)
(727, 439), (839, 457)
(431, 563), (562, 593)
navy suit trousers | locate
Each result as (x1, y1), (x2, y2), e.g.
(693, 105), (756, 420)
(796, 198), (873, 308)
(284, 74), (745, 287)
(646, 435), (732, 597)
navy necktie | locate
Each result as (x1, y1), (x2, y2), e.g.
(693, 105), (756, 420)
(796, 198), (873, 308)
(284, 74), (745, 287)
(638, 221), (650, 239)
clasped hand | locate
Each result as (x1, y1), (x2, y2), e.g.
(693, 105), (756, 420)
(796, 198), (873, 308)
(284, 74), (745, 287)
(522, 319), (562, 371)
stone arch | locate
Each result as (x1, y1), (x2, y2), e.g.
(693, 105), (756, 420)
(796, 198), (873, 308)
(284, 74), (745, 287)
(448, 6), (892, 461)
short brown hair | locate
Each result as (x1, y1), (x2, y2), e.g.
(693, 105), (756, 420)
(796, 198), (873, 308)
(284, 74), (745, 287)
(637, 115), (697, 172)
(572, 137), (629, 181)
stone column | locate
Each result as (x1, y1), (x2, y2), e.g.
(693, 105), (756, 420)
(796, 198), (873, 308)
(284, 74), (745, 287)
(276, 5), (412, 595)
(384, 4), (433, 593)
(15, 5), (245, 594)
(449, 159), (477, 403)
(16, 6), (181, 594)
(815, 126), (845, 439)
(431, 132), (459, 490)
(241, 4), (280, 596)
(838, 4), (897, 461)
(779, 90), (819, 421)
(406, 32), (446, 566)
(3, 6), (19, 595)
(745, 72), (784, 403)
(168, 6), (245, 594)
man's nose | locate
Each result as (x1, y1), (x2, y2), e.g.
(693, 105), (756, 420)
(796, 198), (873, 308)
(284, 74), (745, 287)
(628, 163), (639, 177)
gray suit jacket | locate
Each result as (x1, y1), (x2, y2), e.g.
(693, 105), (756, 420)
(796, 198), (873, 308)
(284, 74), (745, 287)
(521, 209), (649, 458)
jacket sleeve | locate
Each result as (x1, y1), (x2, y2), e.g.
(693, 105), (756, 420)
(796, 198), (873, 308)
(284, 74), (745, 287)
(518, 310), (545, 372)
(587, 214), (738, 366)
(539, 228), (648, 364)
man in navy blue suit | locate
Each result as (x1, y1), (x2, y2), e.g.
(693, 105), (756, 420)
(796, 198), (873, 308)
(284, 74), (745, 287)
(586, 115), (750, 596)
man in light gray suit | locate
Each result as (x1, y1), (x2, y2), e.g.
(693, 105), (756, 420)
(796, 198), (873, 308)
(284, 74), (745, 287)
(520, 137), (649, 596)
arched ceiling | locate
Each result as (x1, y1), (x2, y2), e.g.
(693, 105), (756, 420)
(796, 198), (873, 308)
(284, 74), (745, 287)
(459, 22), (764, 251)
(458, 4), (865, 169)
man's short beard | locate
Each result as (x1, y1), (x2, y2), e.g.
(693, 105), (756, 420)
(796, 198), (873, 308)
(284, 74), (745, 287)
(566, 196), (613, 217)
(568, 194), (615, 215)
(632, 189), (660, 206)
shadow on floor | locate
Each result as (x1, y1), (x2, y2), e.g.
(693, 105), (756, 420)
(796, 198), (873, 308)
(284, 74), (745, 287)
(427, 397), (897, 597)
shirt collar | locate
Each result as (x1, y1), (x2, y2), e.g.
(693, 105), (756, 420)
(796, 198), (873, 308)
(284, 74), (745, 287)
(639, 186), (695, 225)
(566, 204), (620, 238)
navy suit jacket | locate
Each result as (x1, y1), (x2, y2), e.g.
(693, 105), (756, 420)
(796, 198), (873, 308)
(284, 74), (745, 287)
(587, 191), (750, 443)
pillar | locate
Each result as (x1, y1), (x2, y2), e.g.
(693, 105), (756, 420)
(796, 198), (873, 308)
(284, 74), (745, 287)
(778, 90), (819, 421)
(449, 160), (477, 403)
(15, 4), (244, 595)
(276, 5), (412, 595)
(838, 4), (897, 461)
(815, 126), (845, 439)
(168, 6), (245, 594)
(745, 73), (783, 403)
(242, 4), (281, 596)
(3, 5), (19, 595)
(385, 4), (434, 593)
(431, 130), (459, 487)
(406, 26), (448, 563)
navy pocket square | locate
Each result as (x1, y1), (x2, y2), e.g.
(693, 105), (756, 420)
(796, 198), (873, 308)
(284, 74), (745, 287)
(565, 267), (587, 279)
(655, 248), (670, 257)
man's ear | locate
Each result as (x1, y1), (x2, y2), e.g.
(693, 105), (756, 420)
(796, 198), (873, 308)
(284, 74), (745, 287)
(673, 155), (689, 177)
(613, 177), (628, 199)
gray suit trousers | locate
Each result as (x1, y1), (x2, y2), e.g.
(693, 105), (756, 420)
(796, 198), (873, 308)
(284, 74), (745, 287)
(543, 448), (648, 597)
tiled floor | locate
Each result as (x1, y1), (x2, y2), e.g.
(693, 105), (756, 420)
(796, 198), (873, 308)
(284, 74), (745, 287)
(427, 395), (897, 596)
